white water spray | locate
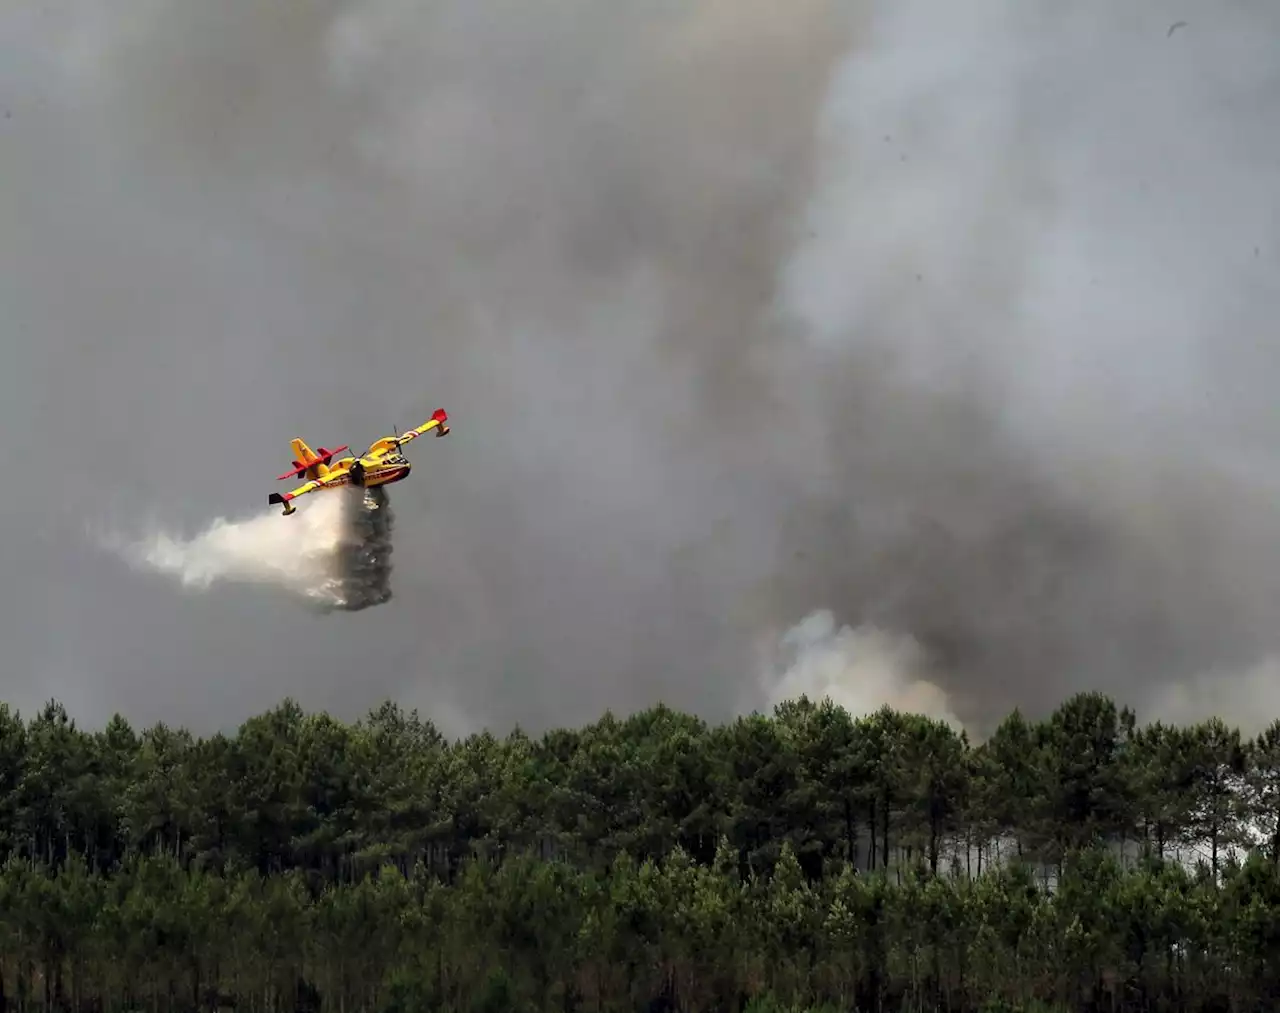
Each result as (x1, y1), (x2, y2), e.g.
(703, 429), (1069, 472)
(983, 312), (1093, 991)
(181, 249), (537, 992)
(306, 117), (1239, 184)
(98, 486), (395, 611)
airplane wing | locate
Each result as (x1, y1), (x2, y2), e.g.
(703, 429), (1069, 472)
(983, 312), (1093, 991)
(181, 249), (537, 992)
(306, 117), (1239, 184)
(396, 408), (450, 447)
(268, 471), (349, 514)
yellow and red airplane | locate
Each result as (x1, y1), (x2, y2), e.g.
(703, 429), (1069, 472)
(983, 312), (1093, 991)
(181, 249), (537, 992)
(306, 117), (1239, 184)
(268, 408), (450, 515)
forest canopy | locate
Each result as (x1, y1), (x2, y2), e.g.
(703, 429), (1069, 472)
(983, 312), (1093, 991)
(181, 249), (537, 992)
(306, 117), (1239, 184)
(1, 691), (1279, 1012)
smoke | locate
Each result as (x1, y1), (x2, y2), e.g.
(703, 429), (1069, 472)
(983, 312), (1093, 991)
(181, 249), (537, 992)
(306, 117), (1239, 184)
(750, 0), (1280, 738)
(99, 486), (395, 612)
(759, 610), (961, 729)
(5, 0), (1280, 738)
(1147, 654), (1280, 736)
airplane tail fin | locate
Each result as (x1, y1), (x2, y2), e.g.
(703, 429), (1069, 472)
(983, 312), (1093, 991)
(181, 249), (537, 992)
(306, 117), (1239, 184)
(290, 439), (328, 479)
(278, 439), (349, 482)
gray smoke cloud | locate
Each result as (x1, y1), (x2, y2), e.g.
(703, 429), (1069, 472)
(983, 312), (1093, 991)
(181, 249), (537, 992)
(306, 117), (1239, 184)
(758, 0), (1280, 736)
(3, 0), (1279, 739)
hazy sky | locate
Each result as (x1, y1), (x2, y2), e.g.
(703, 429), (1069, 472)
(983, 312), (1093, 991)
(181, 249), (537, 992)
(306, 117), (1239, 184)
(3, 0), (1279, 740)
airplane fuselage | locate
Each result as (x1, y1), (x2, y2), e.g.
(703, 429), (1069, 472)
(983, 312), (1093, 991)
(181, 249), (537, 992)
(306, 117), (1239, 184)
(341, 453), (411, 488)
(359, 462), (411, 487)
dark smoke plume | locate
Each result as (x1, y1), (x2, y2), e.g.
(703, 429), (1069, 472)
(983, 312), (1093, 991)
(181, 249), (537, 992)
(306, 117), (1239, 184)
(5, 0), (1279, 740)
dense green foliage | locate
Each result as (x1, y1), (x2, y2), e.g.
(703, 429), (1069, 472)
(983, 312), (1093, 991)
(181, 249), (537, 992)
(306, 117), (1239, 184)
(1, 692), (1279, 1012)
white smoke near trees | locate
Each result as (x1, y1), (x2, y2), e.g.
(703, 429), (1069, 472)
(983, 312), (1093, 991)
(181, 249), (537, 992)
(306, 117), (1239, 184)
(759, 610), (962, 730)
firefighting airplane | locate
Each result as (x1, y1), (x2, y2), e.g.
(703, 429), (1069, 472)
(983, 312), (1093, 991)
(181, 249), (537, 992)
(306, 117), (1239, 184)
(268, 409), (450, 515)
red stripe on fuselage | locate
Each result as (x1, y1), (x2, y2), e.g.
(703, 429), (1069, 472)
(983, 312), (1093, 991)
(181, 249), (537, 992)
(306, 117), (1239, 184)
(372, 465), (410, 485)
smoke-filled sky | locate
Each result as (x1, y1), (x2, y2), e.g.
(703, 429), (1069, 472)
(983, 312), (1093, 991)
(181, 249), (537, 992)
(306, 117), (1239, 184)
(3, 0), (1279, 740)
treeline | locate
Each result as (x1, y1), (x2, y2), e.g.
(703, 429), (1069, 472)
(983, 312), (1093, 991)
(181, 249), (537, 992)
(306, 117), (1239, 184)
(0, 692), (1278, 1011)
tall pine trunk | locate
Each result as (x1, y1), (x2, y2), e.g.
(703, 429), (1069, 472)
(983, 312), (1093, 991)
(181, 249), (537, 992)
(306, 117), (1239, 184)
(880, 794), (890, 872)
